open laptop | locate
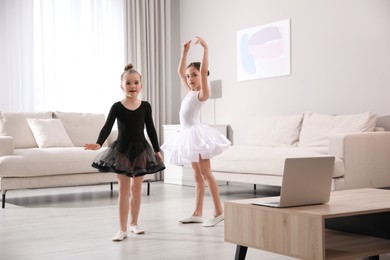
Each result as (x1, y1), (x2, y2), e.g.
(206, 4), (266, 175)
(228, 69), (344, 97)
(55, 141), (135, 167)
(252, 156), (335, 208)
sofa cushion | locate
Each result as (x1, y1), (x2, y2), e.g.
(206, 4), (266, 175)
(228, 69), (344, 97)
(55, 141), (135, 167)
(211, 145), (344, 178)
(27, 118), (74, 148)
(0, 112), (53, 148)
(246, 114), (303, 147)
(298, 112), (377, 147)
(54, 111), (105, 147)
(0, 147), (107, 177)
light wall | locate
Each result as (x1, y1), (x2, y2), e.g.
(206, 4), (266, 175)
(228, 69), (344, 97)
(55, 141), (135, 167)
(172, 0), (390, 144)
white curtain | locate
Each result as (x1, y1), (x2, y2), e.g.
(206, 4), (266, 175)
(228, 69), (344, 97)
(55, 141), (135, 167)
(0, 0), (34, 112)
(0, 0), (125, 114)
(124, 0), (172, 139)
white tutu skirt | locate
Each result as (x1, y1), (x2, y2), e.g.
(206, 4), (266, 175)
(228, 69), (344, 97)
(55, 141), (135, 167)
(161, 124), (231, 165)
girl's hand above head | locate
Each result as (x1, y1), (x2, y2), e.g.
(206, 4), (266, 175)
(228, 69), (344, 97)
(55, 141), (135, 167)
(183, 40), (191, 51)
(84, 143), (101, 150)
(194, 36), (207, 48)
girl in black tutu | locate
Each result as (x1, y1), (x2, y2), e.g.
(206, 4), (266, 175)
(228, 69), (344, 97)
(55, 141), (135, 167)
(84, 64), (165, 241)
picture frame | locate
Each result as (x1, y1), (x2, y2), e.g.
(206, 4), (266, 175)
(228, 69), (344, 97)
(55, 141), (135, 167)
(237, 19), (291, 81)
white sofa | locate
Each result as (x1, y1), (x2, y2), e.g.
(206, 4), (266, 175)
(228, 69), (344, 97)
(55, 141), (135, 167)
(0, 111), (155, 208)
(211, 112), (390, 191)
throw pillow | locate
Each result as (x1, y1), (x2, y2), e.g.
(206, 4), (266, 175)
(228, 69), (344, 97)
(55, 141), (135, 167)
(0, 112), (53, 148)
(298, 112), (377, 147)
(27, 118), (74, 148)
(246, 114), (304, 146)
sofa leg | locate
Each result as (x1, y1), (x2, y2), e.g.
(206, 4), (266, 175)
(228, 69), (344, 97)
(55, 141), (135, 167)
(110, 182), (113, 191)
(254, 184), (257, 193)
(2, 191), (6, 209)
(146, 180), (150, 196)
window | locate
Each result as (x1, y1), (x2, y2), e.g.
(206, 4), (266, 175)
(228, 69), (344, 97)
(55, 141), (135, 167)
(0, 0), (125, 113)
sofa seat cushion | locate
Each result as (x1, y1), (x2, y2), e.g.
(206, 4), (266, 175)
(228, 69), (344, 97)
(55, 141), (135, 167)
(0, 147), (108, 177)
(211, 146), (344, 178)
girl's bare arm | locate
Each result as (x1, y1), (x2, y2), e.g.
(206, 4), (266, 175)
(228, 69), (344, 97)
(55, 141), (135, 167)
(178, 40), (192, 91)
(196, 37), (210, 101)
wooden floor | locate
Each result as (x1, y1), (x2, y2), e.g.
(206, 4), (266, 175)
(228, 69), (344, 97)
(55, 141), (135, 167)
(1, 182), (389, 260)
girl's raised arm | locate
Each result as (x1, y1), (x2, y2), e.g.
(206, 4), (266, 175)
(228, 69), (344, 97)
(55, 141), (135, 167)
(178, 40), (192, 91)
(195, 37), (210, 101)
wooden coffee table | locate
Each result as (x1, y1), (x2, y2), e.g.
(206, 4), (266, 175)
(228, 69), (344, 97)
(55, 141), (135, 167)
(224, 188), (390, 260)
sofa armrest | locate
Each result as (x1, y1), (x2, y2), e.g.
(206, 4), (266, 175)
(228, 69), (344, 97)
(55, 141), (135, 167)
(328, 132), (390, 189)
(0, 136), (14, 156)
(328, 133), (347, 158)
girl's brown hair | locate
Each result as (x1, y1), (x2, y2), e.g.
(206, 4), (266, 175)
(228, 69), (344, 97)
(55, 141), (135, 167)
(186, 62), (210, 76)
(121, 63), (142, 81)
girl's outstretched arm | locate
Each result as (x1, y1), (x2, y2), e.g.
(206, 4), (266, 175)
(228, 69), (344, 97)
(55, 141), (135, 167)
(178, 40), (192, 91)
(195, 36), (210, 101)
(84, 143), (101, 150)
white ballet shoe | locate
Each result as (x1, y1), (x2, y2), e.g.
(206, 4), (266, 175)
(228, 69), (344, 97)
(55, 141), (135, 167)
(179, 215), (203, 223)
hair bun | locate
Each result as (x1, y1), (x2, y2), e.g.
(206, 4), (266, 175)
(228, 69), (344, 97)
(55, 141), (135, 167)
(124, 64), (133, 71)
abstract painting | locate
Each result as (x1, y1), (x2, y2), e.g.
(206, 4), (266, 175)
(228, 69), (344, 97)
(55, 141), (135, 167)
(237, 19), (291, 81)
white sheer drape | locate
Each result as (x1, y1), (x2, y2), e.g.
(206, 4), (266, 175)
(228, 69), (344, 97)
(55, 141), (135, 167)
(0, 0), (125, 113)
(0, 0), (34, 111)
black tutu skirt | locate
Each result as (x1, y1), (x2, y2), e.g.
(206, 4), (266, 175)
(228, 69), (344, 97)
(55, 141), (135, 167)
(92, 140), (165, 177)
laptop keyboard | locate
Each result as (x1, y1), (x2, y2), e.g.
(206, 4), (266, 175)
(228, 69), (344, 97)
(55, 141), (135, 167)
(265, 201), (280, 205)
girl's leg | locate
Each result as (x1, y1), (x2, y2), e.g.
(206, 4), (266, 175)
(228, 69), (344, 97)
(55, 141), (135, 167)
(192, 162), (205, 217)
(198, 158), (224, 217)
(116, 174), (131, 232)
(129, 175), (144, 226)
(126, 175), (145, 234)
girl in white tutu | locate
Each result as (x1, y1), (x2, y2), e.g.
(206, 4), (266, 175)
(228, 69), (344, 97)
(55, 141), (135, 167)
(162, 37), (231, 227)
